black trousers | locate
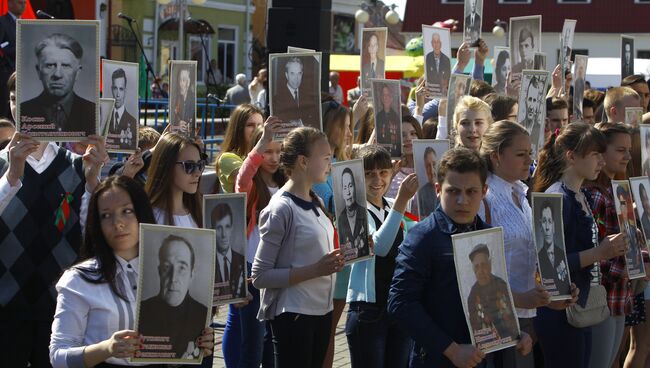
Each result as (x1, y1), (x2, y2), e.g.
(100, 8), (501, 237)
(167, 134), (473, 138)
(270, 312), (332, 368)
(0, 319), (52, 368)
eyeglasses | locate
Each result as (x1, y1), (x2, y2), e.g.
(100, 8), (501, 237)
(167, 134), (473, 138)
(176, 160), (206, 174)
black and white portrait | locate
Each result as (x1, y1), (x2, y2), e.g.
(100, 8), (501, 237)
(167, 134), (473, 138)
(509, 16), (541, 79)
(612, 181), (646, 279)
(446, 74), (472, 140)
(332, 159), (371, 264)
(463, 0), (483, 45)
(102, 60), (138, 153)
(625, 107), (643, 127)
(135, 224), (215, 364)
(203, 193), (248, 305)
(423, 25), (452, 97)
(99, 97), (115, 137)
(453, 228), (520, 354)
(534, 52), (546, 71)
(621, 35), (635, 79)
(360, 28), (387, 98)
(269, 52), (322, 140)
(413, 139), (449, 219)
(573, 55), (588, 122)
(16, 20), (99, 141)
(516, 70), (549, 158)
(532, 193), (572, 300)
(492, 47), (510, 95)
(630, 177), (650, 245)
(371, 79), (402, 158)
(169, 60), (197, 138)
(641, 126), (650, 177)
(560, 19), (577, 75)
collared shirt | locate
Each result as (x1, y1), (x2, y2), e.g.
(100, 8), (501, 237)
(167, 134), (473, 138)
(7, 11), (17, 21)
(114, 104), (126, 130)
(42, 93), (75, 129)
(479, 173), (537, 318)
(286, 84), (299, 102)
(217, 248), (233, 281)
(50, 256), (146, 368)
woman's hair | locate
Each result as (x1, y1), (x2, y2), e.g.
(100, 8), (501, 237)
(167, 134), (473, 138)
(145, 133), (203, 226)
(483, 93), (517, 122)
(588, 122), (632, 188)
(422, 117), (438, 139)
(247, 127), (287, 218)
(215, 104), (262, 166)
(355, 106), (375, 144)
(402, 115), (423, 141)
(322, 99), (351, 161)
(453, 96), (494, 131)
(357, 144), (392, 171)
(76, 176), (156, 300)
(479, 120), (529, 172)
(532, 122), (607, 192)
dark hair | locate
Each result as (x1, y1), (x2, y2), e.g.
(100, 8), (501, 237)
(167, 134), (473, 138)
(583, 98), (596, 109)
(546, 98), (569, 114)
(215, 104), (263, 165)
(470, 80), (495, 99)
(211, 203), (232, 226)
(159, 234), (196, 271)
(483, 93), (517, 121)
(341, 167), (355, 189)
(437, 147), (488, 187)
(246, 127), (286, 219)
(518, 28), (535, 48)
(469, 243), (490, 261)
(322, 98), (351, 161)
(532, 122), (607, 192)
(358, 145), (392, 171)
(640, 183), (648, 202)
(586, 122), (631, 190)
(76, 176), (156, 300)
(7, 72), (16, 93)
(621, 74), (647, 87)
(540, 199), (553, 215)
(616, 184), (629, 199)
(422, 117), (438, 139)
(355, 106), (374, 144)
(495, 50), (510, 86)
(111, 68), (127, 86)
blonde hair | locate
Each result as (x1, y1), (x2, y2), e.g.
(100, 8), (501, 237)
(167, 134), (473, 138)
(604, 86), (640, 120)
(453, 96), (494, 131)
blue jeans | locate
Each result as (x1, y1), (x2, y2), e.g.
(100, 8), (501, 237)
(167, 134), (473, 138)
(222, 264), (273, 368)
(345, 302), (412, 368)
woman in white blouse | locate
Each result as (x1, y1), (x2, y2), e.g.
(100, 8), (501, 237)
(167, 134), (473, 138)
(50, 176), (214, 367)
(478, 120), (551, 367)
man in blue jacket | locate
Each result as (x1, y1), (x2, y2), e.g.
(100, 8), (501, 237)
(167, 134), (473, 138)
(388, 147), (532, 367)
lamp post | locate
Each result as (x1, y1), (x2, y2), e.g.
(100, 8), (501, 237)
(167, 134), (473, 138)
(354, 0), (400, 27)
(157, 0), (207, 59)
(492, 19), (508, 46)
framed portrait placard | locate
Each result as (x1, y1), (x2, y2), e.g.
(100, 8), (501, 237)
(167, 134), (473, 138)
(169, 60), (197, 138)
(629, 177), (650, 250)
(611, 180), (647, 280)
(625, 107), (643, 127)
(463, 0), (483, 45)
(101, 59), (139, 153)
(99, 98), (115, 137)
(509, 15), (542, 81)
(446, 74), (472, 140)
(360, 27), (387, 98)
(412, 139), (450, 219)
(621, 35), (635, 79)
(572, 55), (588, 122)
(134, 224), (216, 364)
(492, 46), (510, 95)
(269, 52), (323, 140)
(452, 227), (520, 354)
(531, 193), (572, 300)
(640, 125), (650, 177)
(371, 79), (402, 158)
(516, 70), (549, 158)
(16, 19), (99, 141)
(422, 25), (452, 98)
(331, 159), (372, 264)
(203, 193), (248, 306)
(287, 46), (315, 53)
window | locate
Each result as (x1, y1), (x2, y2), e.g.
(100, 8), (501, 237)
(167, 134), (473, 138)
(217, 26), (237, 85)
(498, 0), (532, 3)
(558, 0), (590, 3)
(638, 50), (650, 59)
(556, 48), (589, 61)
(635, 0), (650, 3)
(189, 36), (211, 84)
(441, 0), (463, 3)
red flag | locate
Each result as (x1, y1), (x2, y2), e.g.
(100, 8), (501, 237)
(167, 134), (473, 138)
(1, 0), (37, 19)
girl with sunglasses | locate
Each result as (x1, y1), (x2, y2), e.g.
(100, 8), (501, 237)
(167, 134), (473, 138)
(50, 176), (214, 367)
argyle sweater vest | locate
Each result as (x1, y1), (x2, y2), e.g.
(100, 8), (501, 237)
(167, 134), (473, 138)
(0, 148), (85, 320)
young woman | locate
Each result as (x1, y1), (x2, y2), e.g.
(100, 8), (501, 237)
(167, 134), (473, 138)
(252, 127), (344, 368)
(453, 96), (493, 151)
(532, 123), (628, 368)
(50, 176), (214, 368)
(479, 121), (551, 367)
(346, 145), (418, 368)
(386, 116), (422, 216)
(215, 104), (264, 193)
(582, 123), (634, 368)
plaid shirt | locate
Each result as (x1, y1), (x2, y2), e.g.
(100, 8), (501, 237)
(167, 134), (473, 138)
(585, 183), (633, 316)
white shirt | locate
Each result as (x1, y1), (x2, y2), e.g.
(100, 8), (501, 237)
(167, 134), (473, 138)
(329, 84), (343, 104)
(153, 207), (198, 228)
(113, 105), (126, 130)
(50, 257), (146, 368)
(216, 248), (233, 281)
(479, 173), (537, 318)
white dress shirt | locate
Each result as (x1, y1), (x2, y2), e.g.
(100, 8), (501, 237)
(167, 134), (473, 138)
(217, 248), (233, 281)
(153, 207), (198, 228)
(50, 256), (146, 368)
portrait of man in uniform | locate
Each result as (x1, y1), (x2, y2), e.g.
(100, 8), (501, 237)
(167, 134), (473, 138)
(360, 28), (386, 97)
(535, 199), (571, 298)
(102, 60), (139, 152)
(424, 26), (451, 97)
(372, 80), (402, 158)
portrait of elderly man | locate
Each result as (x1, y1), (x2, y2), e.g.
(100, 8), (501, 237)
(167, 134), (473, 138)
(375, 84), (400, 156)
(520, 74), (546, 154)
(417, 147), (438, 217)
(466, 243), (518, 341)
(108, 67), (137, 149)
(425, 31), (451, 96)
(20, 32), (95, 133)
(139, 234), (208, 359)
(273, 56), (318, 127)
(211, 203), (246, 300)
(171, 65), (195, 135)
(337, 167), (368, 258)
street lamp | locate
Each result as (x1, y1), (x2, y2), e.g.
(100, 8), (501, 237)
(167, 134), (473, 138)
(492, 19), (508, 44)
(157, 0), (207, 59)
(354, 0), (400, 27)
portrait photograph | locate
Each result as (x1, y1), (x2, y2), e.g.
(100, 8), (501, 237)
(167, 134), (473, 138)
(509, 15), (542, 79)
(360, 27), (387, 98)
(99, 97), (114, 137)
(621, 35), (635, 79)
(169, 60), (197, 138)
(102, 60), (139, 153)
(452, 227), (520, 354)
(269, 52), (322, 140)
(625, 107), (643, 127)
(560, 19), (577, 75)
(463, 0), (483, 45)
(332, 159), (371, 264)
(516, 70), (549, 158)
(16, 19), (99, 141)
(573, 55), (588, 122)
(611, 180), (647, 279)
(371, 79), (402, 158)
(423, 25), (452, 97)
(531, 193), (572, 300)
(332, 14), (356, 54)
(446, 74), (472, 140)
(134, 224), (216, 364)
(629, 176), (650, 248)
(641, 125), (650, 177)
(203, 193), (248, 306)
(533, 52), (546, 71)
(492, 47), (510, 95)
(413, 139), (450, 219)
(287, 46), (315, 53)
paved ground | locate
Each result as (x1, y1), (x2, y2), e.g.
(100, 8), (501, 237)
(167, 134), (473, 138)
(212, 307), (351, 367)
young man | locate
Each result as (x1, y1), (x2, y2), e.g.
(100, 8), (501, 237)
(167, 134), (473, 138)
(603, 86), (641, 123)
(544, 98), (569, 141)
(621, 74), (649, 113)
(388, 147), (532, 368)
(582, 98), (596, 125)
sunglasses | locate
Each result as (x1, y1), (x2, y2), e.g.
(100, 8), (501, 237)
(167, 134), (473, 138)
(176, 160), (207, 174)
